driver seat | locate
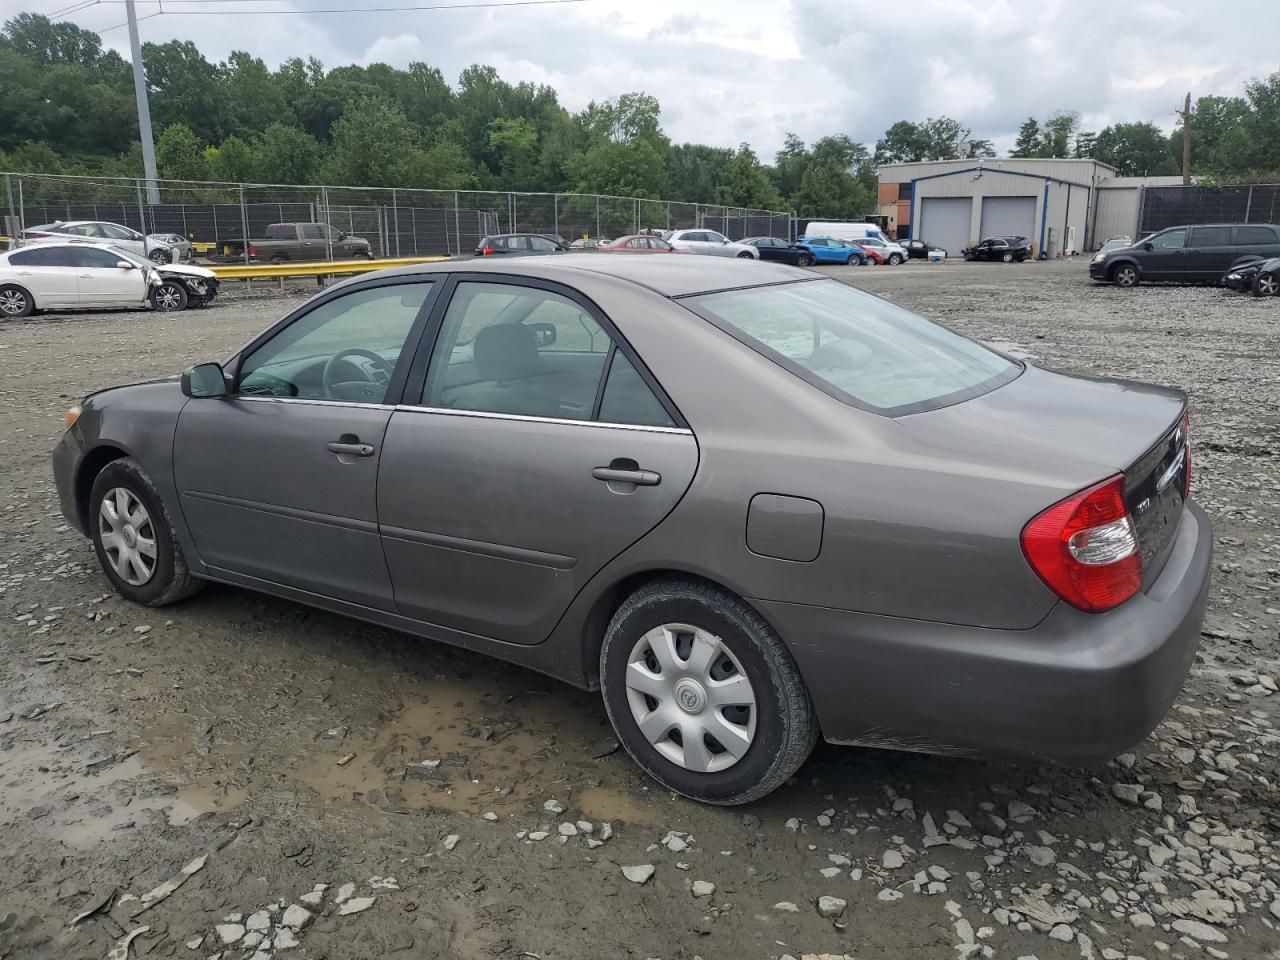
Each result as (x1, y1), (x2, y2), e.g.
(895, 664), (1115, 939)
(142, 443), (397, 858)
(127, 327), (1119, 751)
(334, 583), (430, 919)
(450, 323), (560, 418)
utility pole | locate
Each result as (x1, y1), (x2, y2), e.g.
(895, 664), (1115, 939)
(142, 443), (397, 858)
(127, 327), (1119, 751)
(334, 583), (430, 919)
(1179, 92), (1192, 186)
(125, 0), (160, 204)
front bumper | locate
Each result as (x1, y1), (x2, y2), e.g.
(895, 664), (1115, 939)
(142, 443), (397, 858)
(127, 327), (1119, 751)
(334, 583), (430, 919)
(759, 500), (1213, 765)
(1088, 260), (1110, 280)
(52, 426), (86, 535)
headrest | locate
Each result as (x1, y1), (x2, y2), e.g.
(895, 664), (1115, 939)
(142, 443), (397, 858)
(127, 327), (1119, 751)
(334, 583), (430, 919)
(473, 323), (542, 382)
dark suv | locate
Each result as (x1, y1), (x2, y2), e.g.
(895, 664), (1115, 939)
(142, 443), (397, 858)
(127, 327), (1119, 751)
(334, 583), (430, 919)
(474, 234), (570, 256)
(963, 236), (1032, 262)
(1089, 223), (1280, 286)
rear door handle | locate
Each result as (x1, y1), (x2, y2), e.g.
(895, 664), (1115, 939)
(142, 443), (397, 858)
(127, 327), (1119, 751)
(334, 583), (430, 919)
(592, 466), (660, 486)
(327, 440), (375, 457)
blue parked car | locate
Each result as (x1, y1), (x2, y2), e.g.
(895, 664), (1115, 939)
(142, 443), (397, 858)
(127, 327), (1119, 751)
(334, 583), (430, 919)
(796, 236), (868, 265)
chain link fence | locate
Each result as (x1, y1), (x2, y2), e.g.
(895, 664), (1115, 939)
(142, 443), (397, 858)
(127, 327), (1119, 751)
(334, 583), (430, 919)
(1139, 183), (1280, 235)
(1, 173), (792, 261)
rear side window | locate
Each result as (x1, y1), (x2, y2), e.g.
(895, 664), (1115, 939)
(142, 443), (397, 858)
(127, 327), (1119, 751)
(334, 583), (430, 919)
(599, 350), (675, 427)
(1190, 226), (1232, 246)
(264, 225), (291, 239)
(684, 279), (1019, 416)
(1235, 225), (1277, 245)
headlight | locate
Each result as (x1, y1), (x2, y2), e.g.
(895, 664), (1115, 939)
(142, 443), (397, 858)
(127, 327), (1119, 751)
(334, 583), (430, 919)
(65, 404), (81, 431)
(1092, 253), (1107, 263)
(1227, 273), (1241, 280)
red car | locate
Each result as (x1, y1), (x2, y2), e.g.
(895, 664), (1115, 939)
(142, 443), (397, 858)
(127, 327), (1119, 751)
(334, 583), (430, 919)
(858, 244), (886, 265)
(601, 235), (685, 253)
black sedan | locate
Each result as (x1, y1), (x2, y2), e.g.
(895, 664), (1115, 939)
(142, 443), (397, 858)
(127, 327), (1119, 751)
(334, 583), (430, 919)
(740, 237), (814, 267)
(897, 238), (947, 260)
(963, 236), (1032, 262)
(474, 234), (570, 256)
(1221, 255), (1280, 295)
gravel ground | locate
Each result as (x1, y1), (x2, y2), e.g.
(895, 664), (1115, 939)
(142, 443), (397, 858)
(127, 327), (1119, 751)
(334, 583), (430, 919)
(1, 259), (1278, 960)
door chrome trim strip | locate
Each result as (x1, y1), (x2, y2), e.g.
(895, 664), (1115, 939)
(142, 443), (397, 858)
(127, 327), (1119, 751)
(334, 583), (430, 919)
(231, 396), (397, 411)
(392, 404), (693, 435)
(381, 524), (578, 570)
(182, 490), (379, 534)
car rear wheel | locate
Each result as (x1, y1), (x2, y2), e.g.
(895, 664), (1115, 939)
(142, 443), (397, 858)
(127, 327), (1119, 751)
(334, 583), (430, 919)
(90, 458), (204, 606)
(1112, 263), (1139, 287)
(1001, 252), (1014, 263)
(148, 249), (171, 265)
(270, 253), (287, 265)
(1253, 271), (1280, 296)
(600, 578), (818, 805)
(796, 253), (813, 267)
(888, 253), (904, 265)
(0, 284), (34, 318)
(150, 281), (188, 312)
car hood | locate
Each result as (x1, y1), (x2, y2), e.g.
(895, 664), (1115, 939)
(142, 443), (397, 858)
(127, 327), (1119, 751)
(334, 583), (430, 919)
(896, 364), (1185, 492)
(157, 263), (216, 279)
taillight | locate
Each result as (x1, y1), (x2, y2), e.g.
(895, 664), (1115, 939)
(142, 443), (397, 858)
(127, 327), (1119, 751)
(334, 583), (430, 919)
(1181, 411), (1191, 499)
(1021, 474), (1142, 613)
(249, 245), (258, 257)
(482, 245), (494, 256)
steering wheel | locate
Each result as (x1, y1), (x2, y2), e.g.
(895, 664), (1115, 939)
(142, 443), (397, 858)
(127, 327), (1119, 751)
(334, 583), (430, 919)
(321, 348), (394, 400)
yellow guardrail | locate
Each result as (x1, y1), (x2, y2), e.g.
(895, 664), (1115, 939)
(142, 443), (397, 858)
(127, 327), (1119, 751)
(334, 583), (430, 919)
(208, 255), (452, 280)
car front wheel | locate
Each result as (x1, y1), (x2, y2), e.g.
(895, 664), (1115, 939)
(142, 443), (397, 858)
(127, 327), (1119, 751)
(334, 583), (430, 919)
(0, 283), (34, 318)
(151, 281), (188, 312)
(600, 578), (818, 805)
(1253, 271), (1280, 296)
(90, 458), (204, 606)
(736, 251), (754, 259)
(796, 253), (813, 267)
(1001, 252), (1015, 263)
(888, 253), (903, 265)
(1112, 263), (1139, 287)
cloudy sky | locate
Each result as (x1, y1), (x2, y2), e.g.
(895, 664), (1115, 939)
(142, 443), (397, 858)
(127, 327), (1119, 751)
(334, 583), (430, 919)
(13, 0), (1277, 159)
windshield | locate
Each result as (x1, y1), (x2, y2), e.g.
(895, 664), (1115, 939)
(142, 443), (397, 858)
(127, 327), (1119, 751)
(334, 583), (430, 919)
(683, 279), (1020, 415)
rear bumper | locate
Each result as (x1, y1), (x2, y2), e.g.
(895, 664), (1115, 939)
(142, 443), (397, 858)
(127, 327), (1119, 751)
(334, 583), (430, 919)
(760, 500), (1213, 765)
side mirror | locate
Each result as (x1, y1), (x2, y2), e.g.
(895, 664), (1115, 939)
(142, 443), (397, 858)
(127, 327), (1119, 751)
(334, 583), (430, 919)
(181, 362), (229, 399)
(1143, 242), (1153, 251)
(527, 322), (557, 349)
(116, 260), (135, 270)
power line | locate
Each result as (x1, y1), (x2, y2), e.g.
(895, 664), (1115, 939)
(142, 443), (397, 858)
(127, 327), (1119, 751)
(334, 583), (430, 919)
(74, 0), (596, 14)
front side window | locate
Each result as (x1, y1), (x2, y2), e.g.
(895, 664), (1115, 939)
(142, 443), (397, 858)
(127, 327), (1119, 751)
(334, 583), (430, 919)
(326, 226), (344, 241)
(72, 247), (128, 268)
(68, 224), (99, 237)
(1150, 229), (1186, 250)
(100, 224), (137, 240)
(528, 236), (559, 251)
(300, 224), (325, 240)
(684, 279), (1018, 416)
(238, 282), (432, 402)
(649, 238), (672, 250)
(423, 281), (674, 426)
(705, 231), (728, 243)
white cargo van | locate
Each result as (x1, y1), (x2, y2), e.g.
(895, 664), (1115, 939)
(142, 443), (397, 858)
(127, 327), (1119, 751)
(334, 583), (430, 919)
(804, 221), (887, 244)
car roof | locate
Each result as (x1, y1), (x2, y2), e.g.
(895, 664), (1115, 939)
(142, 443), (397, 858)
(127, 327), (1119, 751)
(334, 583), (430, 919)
(364, 250), (811, 298)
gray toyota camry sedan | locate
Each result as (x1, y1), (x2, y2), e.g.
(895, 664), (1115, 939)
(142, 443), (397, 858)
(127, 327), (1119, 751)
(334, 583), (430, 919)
(52, 257), (1212, 805)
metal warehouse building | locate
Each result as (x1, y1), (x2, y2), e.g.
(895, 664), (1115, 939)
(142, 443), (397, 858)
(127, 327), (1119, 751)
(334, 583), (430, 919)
(876, 159), (1182, 256)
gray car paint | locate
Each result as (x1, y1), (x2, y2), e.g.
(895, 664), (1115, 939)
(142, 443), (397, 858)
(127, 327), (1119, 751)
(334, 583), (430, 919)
(52, 256), (1213, 764)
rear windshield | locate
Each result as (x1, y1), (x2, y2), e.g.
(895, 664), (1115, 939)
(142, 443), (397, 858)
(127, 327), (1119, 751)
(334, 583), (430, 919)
(683, 279), (1019, 415)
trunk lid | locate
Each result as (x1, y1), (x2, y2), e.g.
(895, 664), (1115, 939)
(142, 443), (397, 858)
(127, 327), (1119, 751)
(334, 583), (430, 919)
(898, 364), (1188, 585)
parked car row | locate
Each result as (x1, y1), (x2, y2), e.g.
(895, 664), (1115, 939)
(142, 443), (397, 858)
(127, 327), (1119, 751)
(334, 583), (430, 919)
(0, 240), (218, 317)
(1090, 223), (1280, 287)
(24, 220), (186, 265)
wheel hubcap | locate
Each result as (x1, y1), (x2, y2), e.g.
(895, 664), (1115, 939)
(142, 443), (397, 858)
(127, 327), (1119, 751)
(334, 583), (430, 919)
(98, 487), (157, 586)
(0, 290), (26, 315)
(1261, 275), (1277, 295)
(156, 287), (180, 308)
(624, 623), (757, 774)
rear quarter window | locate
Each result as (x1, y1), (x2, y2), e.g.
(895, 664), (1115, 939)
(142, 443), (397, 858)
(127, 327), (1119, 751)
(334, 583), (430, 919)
(683, 279), (1019, 416)
(1235, 225), (1278, 245)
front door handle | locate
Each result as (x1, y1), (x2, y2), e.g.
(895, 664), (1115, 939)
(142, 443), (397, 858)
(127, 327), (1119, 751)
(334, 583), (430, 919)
(592, 466), (660, 486)
(327, 440), (375, 457)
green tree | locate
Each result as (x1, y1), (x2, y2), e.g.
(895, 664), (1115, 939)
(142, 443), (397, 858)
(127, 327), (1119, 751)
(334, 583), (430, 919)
(488, 116), (540, 190)
(205, 135), (255, 182)
(144, 40), (225, 142)
(577, 138), (666, 198)
(155, 123), (208, 181)
(769, 133), (809, 203)
(1093, 122), (1174, 176)
(322, 97), (421, 186)
(1040, 111), (1079, 158)
(1, 12), (102, 64)
(874, 116), (976, 164)
(1011, 118), (1042, 158)
(222, 51), (292, 139)
(249, 123), (320, 184)
(714, 143), (781, 209)
(791, 136), (876, 217)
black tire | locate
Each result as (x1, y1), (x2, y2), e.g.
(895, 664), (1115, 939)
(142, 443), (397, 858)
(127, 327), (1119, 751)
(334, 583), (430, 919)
(736, 251), (754, 259)
(1252, 271), (1280, 296)
(1111, 262), (1139, 287)
(0, 283), (35, 318)
(150, 281), (188, 312)
(89, 457), (204, 607)
(600, 578), (818, 805)
(888, 253), (904, 265)
(269, 253), (288, 265)
(1001, 252), (1014, 263)
(149, 248), (171, 265)
(797, 253), (813, 267)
